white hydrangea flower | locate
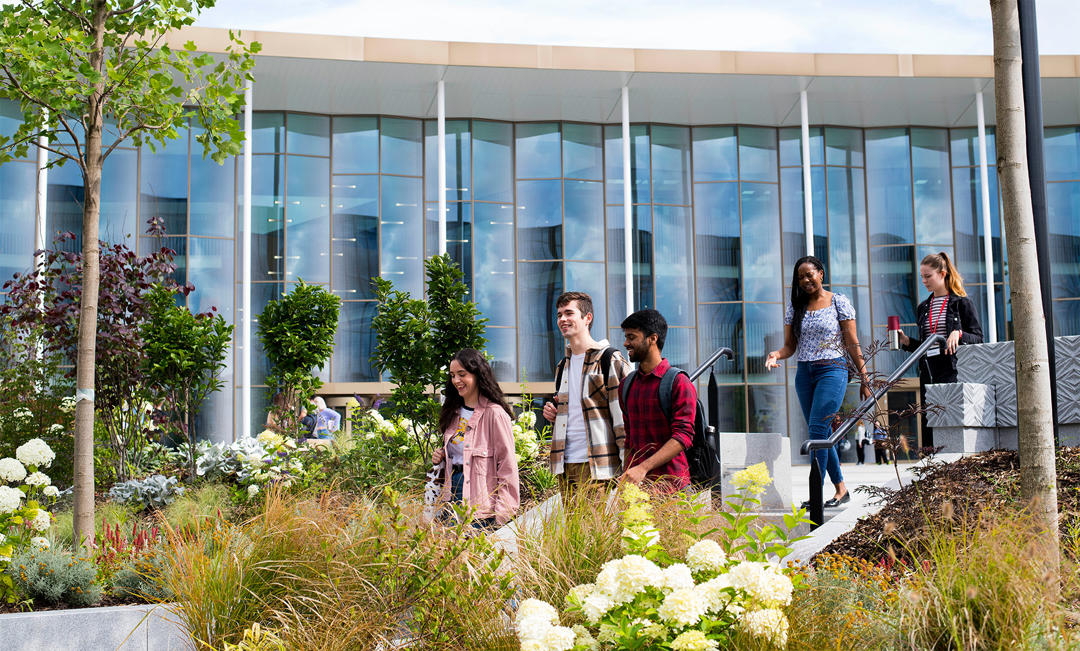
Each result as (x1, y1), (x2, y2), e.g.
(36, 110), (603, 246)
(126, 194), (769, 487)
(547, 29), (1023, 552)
(728, 561), (794, 608)
(662, 563), (696, 592)
(60, 397), (77, 414)
(572, 625), (598, 651)
(519, 410), (537, 428)
(515, 598), (559, 642)
(30, 509), (51, 532)
(247, 484), (260, 499)
(671, 630), (720, 651)
(543, 625), (576, 651)
(594, 555), (664, 605)
(42, 486), (60, 498)
(657, 586), (707, 627)
(520, 640), (543, 651)
(695, 574), (735, 615)
(16, 438), (55, 468)
(740, 608), (789, 648)
(48, 423), (65, 436)
(581, 591), (614, 624)
(12, 407), (33, 420)
(30, 536), (50, 551)
(685, 539), (727, 574)
(24, 471), (51, 487)
(0, 485), (23, 513)
(0, 458), (27, 483)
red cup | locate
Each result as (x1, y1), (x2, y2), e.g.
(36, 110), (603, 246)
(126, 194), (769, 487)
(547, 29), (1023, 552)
(887, 315), (901, 349)
(887, 315), (900, 330)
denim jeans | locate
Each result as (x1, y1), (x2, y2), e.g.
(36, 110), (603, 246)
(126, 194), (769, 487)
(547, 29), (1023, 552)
(442, 469), (497, 530)
(795, 359), (846, 486)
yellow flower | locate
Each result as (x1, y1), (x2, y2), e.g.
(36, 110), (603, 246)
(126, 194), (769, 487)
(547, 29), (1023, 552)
(732, 462), (772, 496)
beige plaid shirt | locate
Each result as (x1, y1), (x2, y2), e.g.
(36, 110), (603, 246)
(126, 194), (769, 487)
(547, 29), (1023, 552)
(548, 339), (632, 480)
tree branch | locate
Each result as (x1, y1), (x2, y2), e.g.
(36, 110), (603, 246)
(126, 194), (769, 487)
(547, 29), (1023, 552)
(101, 119), (169, 160)
(106, 0), (152, 18)
(102, 29), (169, 100)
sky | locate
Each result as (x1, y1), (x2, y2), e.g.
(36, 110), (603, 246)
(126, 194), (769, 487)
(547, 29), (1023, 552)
(194, 0), (1080, 55)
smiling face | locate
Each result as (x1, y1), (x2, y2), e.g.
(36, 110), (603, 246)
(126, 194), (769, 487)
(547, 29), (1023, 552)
(920, 263), (947, 295)
(622, 328), (654, 363)
(556, 300), (592, 339)
(795, 262), (824, 296)
(448, 360), (478, 405)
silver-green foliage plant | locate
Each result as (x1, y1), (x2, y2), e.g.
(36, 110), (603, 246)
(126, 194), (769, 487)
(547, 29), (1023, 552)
(10, 548), (102, 608)
(113, 553), (171, 602)
(107, 474), (184, 510)
(371, 254), (487, 459)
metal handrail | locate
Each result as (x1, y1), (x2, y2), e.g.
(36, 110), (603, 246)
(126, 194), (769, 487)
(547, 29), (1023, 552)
(690, 347), (735, 382)
(800, 334), (945, 455)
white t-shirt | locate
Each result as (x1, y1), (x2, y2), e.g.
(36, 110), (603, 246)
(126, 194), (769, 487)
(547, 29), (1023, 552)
(563, 352), (589, 463)
(446, 406), (473, 467)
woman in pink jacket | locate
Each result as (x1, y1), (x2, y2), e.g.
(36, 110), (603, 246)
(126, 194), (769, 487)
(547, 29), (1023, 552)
(432, 348), (520, 528)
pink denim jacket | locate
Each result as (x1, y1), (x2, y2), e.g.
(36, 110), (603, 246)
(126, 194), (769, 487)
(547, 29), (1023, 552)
(438, 396), (520, 525)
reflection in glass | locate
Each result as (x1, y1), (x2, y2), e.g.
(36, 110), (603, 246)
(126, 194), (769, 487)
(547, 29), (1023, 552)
(474, 203), (516, 327)
(250, 156), (284, 281)
(285, 155), (330, 284)
(563, 180), (603, 261)
(694, 126), (738, 183)
(951, 166), (1001, 284)
(517, 179), (562, 260)
(0, 99), (22, 142)
(425, 202), (472, 288)
(748, 385), (785, 433)
(380, 175), (423, 297)
(332, 117), (378, 174)
(485, 327), (517, 382)
(741, 183), (781, 303)
(778, 126), (823, 168)
(602, 125), (651, 203)
(518, 261), (562, 382)
(141, 236), (186, 288)
(425, 120), (470, 201)
(825, 128), (864, 167)
(694, 182), (739, 302)
(473, 121), (513, 202)
(1045, 126), (1080, 182)
(870, 246), (916, 324)
(738, 127), (778, 183)
(332, 301), (378, 381)
(332, 175), (378, 298)
(779, 166), (827, 274)
(566, 262), (607, 334)
(651, 126), (690, 205)
(380, 118), (422, 176)
(186, 237), (233, 317)
(286, 113), (330, 157)
(605, 205), (628, 325)
(653, 205), (693, 326)
(101, 149), (138, 245)
(873, 327), (918, 379)
(562, 123), (602, 181)
(253, 113), (284, 154)
(866, 128), (913, 245)
(1047, 180), (1080, 299)
(707, 383), (746, 433)
(1053, 299), (1080, 338)
(745, 302), (783, 383)
(950, 127), (995, 168)
(663, 327), (695, 372)
(697, 303), (743, 382)
(633, 204), (654, 309)
(250, 282), (284, 383)
(140, 129), (188, 234)
(911, 128), (952, 245)
(45, 157), (83, 253)
(190, 126), (234, 237)
(0, 162), (36, 282)
(515, 123), (560, 179)
(827, 167), (867, 286)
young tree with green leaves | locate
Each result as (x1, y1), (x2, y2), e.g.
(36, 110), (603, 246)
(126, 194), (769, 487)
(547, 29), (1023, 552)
(257, 281), (341, 433)
(142, 285), (233, 482)
(0, 0), (258, 549)
(372, 254), (488, 459)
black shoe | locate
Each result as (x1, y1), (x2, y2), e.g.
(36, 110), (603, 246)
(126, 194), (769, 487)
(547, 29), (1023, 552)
(799, 499), (811, 509)
(823, 493), (850, 508)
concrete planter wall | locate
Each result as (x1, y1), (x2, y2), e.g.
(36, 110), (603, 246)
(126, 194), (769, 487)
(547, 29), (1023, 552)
(2, 603), (190, 651)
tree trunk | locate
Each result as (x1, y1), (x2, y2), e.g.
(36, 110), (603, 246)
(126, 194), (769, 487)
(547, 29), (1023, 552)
(72, 0), (109, 552)
(990, 0), (1059, 557)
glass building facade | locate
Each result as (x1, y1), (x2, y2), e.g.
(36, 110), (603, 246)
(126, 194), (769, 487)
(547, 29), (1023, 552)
(3, 98), (1080, 446)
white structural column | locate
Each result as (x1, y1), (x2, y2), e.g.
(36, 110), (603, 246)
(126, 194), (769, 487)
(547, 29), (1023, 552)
(437, 79), (447, 255)
(35, 129), (48, 276)
(622, 86), (634, 314)
(800, 90), (814, 257)
(242, 79), (253, 437)
(976, 90), (999, 342)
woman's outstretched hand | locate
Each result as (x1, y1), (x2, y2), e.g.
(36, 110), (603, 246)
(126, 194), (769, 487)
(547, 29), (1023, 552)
(764, 351), (781, 370)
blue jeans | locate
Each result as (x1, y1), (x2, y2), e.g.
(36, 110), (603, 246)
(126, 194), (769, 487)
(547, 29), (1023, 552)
(795, 359), (846, 486)
(442, 469), (497, 530)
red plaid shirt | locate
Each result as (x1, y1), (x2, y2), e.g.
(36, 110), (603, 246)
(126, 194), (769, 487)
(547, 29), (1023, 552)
(622, 359), (696, 489)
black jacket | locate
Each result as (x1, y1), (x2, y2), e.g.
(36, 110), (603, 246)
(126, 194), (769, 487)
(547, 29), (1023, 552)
(902, 292), (983, 383)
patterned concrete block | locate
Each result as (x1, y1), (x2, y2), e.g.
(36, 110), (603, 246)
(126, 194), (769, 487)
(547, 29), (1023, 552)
(996, 427), (1018, 451)
(1060, 424), (1080, 447)
(956, 341), (1015, 387)
(925, 383), (996, 427)
(934, 427), (998, 454)
(1056, 336), (1080, 424)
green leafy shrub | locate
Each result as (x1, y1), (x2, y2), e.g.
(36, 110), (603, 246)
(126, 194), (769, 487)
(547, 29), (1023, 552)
(108, 474), (185, 510)
(9, 548), (102, 608)
(113, 552), (171, 602)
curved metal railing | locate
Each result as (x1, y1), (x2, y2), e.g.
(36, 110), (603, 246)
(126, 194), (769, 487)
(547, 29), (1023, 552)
(690, 347), (735, 382)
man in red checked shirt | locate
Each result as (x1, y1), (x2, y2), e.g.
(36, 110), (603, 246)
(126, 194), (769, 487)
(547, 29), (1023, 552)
(618, 308), (697, 491)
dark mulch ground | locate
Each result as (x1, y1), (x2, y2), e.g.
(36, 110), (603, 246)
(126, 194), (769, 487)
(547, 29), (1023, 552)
(818, 446), (1080, 564)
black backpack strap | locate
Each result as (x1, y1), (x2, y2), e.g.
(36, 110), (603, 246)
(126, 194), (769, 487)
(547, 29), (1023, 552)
(657, 366), (686, 423)
(554, 356), (569, 394)
(599, 347), (616, 383)
(620, 369), (638, 416)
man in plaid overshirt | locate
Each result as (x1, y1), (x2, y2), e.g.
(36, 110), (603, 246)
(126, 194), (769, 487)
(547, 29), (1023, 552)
(542, 291), (632, 495)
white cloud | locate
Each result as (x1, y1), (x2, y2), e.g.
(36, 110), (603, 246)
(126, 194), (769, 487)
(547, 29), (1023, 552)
(195, 0), (1080, 54)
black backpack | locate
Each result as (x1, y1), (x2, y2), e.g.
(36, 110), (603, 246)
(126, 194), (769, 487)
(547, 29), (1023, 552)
(620, 366), (722, 488)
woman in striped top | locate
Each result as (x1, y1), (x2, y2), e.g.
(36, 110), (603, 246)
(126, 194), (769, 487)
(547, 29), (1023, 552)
(899, 251), (983, 447)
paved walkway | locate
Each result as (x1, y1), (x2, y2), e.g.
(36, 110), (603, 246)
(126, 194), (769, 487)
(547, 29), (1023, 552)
(790, 460), (916, 514)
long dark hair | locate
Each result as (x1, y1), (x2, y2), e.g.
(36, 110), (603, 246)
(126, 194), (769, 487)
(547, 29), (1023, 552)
(437, 348), (514, 434)
(790, 255), (826, 342)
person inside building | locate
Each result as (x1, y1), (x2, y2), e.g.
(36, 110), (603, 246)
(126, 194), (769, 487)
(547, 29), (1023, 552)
(542, 291), (632, 498)
(898, 251), (983, 448)
(311, 396), (341, 439)
(618, 308), (697, 493)
(765, 255), (871, 508)
(432, 348), (519, 528)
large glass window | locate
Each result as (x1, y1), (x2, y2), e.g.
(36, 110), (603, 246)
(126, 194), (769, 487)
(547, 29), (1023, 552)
(0, 162), (36, 283)
(866, 128), (913, 246)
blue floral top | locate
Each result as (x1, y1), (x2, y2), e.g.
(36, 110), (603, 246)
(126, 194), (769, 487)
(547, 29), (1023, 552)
(784, 293), (855, 362)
